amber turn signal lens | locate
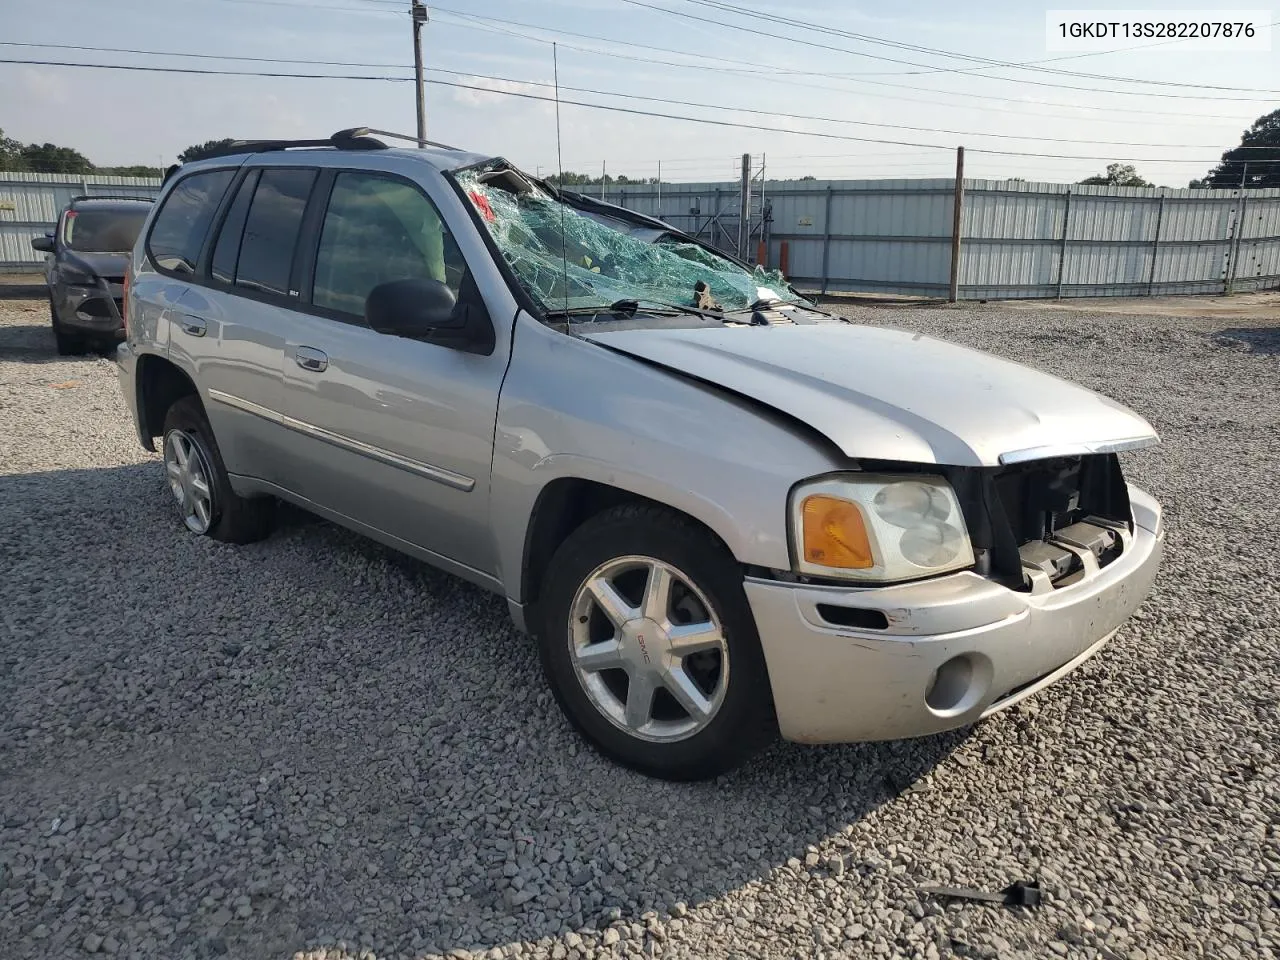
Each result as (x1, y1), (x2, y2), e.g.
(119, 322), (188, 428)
(801, 495), (874, 569)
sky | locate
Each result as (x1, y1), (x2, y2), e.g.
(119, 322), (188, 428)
(1, 0), (1276, 186)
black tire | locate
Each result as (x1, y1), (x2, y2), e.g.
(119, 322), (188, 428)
(537, 503), (776, 780)
(161, 396), (273, 544)
(50, 299), (86, 356)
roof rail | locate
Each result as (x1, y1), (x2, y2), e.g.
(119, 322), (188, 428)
(190, 128), (389, 162)
(364, 127), (464, 152)
(70, 194), (156, 203)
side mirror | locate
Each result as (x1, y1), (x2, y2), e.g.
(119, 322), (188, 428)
(366, 277), (463, 340)
(31, 234), (54, 253)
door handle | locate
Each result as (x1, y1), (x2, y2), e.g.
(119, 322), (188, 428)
(294, 346), (328, 372)
(179, 315), (207, 337)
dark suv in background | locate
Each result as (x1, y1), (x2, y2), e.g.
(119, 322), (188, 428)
(32, 195), (153, 354)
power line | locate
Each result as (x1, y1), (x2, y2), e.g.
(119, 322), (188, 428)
(423, 9), (1255, 124)
(176, 0), (1259, 123)
(0, 56), (1234, 163)
(1, 41), (1259, 152)
(52, 0), (1278, 108)
(616, 0), (1280, 101)
(672, 0), (1280, 93)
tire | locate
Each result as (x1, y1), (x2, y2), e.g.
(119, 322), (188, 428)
(537, 503), (776, 780)
(160, 396), (273, 544)
(50, 299), (86, 356)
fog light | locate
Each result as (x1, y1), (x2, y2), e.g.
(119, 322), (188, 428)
(925, 653), (993, 717)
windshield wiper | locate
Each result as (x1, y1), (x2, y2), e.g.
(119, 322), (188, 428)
(545, 298), (719, 321)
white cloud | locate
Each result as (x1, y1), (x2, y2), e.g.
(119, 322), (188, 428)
(449, 75), (554, 115)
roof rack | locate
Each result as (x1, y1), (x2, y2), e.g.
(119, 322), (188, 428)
(192, 127), (390, 162)
(70, 194), (155, 203)
(363, 128), (464, 152)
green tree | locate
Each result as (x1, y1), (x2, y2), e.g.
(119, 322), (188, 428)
(100, 165), (163, 178)
(178, 139), (236, 163)
(1079, 163), (1151, 187)
(0, 128), (26, 170)
(1196, 108), (1280, 189)
(20, 142), (95, 174)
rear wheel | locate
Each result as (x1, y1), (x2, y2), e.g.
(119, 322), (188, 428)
(537, 504), (776, 780)
(161, 396), (273, 544)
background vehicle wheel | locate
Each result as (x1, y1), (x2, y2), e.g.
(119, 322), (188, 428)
(538, 504), (776, 780)
(50, 299), (85, 356)
(161, 396), (273, 544)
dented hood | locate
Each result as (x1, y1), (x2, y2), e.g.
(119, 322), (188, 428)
(580, 323), (1159, 467)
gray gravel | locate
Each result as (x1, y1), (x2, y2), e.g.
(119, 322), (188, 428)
(1, 294), (1277, 960)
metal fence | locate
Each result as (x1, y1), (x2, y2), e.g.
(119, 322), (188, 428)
(0, 172), (162, 271)
(6, 170), (1278, 299)
(610, 177), (1280, 299)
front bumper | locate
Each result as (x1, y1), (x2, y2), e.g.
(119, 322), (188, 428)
(746, 484), (1164, 744)
(54, 282), (124, 336)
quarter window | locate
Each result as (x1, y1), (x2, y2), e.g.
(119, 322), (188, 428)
(147, 169), (235, 274)
(312, 172), (467, 318)
(234, 169), (317, 297)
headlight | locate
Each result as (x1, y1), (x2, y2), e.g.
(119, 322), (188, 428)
(791, 474), (974, 582)
(60, 266), (98, 286)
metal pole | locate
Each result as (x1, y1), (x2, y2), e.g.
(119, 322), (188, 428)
(948, 146), (965, 302)
(656, 161), (661, 217)
(1056, 187), (1073, 299)
(820, 185), (833, 296)
(737, 153), (751, 259)
(1147, 193), (1165, 297)
(601, 161), (606, 201)
(713, 187), (722, 249)
(1227, 164), (1249, 295)
(411, 0), (428, 146)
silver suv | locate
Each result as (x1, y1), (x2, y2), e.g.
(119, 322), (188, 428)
(117, 129), (1164, 780)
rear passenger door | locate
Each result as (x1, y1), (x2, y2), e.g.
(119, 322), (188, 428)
(273, 169), (508, 578)
(176, 166), (319, 484)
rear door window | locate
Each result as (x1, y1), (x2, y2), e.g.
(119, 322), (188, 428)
(234, 169), (317, 297)
(147, 169), (235, 274)
(210, 170), (260, 285)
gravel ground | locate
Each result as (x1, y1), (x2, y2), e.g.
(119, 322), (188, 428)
(1, 294), (1277, 960)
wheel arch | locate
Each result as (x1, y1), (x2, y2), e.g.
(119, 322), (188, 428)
(517, 472), (744, 626)
(136, 353), (200, 452)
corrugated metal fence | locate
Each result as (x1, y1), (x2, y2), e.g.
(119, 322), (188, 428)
(610, 178), (1280, 299)
(0, 172), (161, 271)
(6, 170), (1277, 298)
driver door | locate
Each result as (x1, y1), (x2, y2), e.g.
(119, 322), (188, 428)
(273, 169), (509, 579)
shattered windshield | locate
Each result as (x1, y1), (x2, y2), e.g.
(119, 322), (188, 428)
(456, 168), (804, 316)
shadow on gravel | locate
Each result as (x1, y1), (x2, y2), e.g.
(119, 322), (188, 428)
(0, 321), (117, 364)
(1, 463), (966, 960)
(1214, 326), (1280, 355)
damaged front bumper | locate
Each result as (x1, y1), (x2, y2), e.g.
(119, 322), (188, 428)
(55, 281), (125, 336)
(746, 484), (1164, 744)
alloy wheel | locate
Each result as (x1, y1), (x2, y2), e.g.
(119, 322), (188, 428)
(568, 555), (729, 742)
(163, 429), (215, 534)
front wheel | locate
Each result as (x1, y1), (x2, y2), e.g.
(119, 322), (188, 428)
(537, 504), (776, 780)
(50, 299), (86, 356)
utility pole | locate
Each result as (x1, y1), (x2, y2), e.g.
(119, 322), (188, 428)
(656, 160), (661, 216)
(411, 0), (428, 146)
(601, 161), (607, 201)
(737, 153), (751, 260)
